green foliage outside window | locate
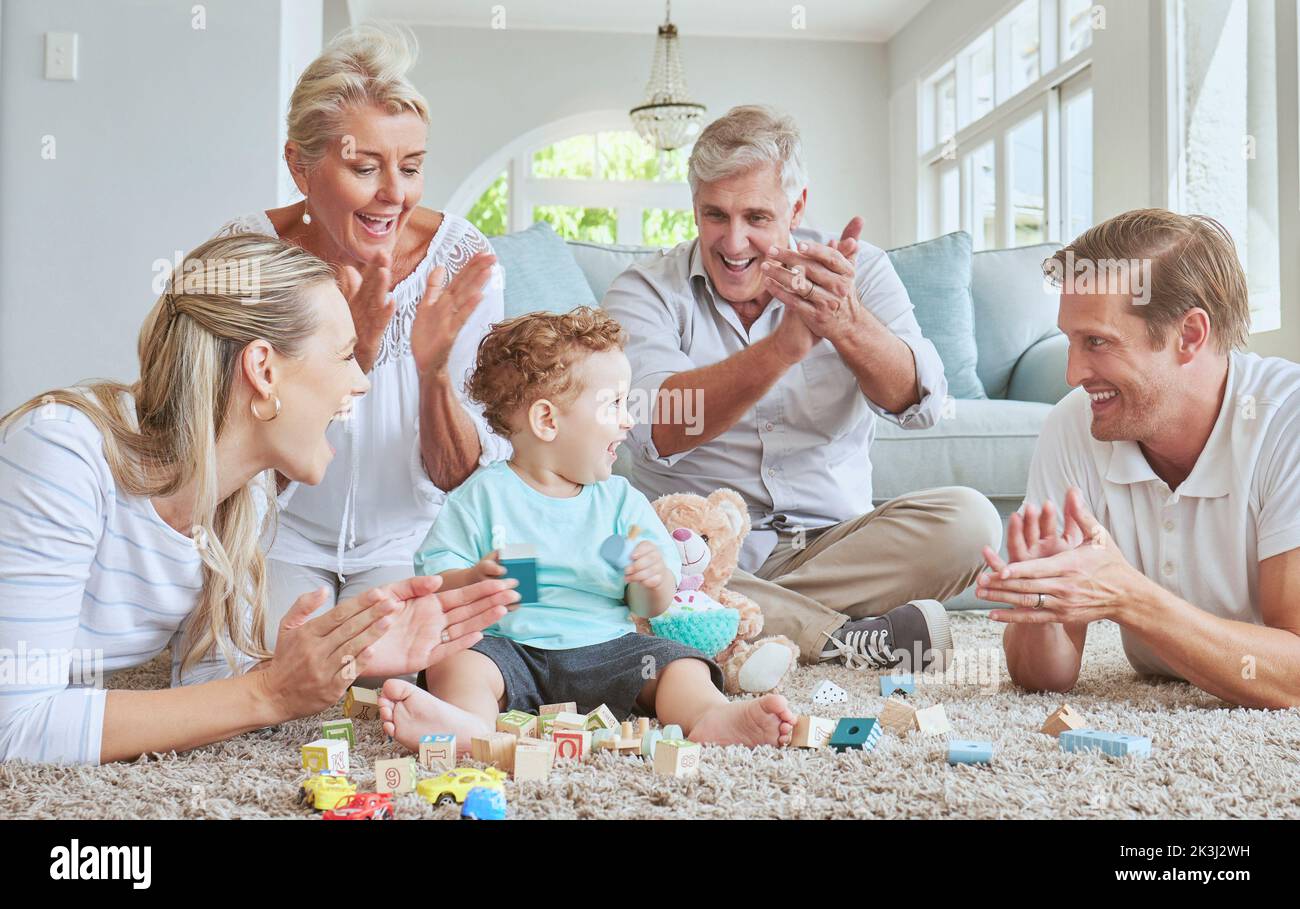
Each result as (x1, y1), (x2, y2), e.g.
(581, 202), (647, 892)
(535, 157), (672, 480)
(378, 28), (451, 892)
(642, 208), (696, 247)
(465, 170), (508, 237)
(467, 131), (696, 245)
(533, 205), (617, 244)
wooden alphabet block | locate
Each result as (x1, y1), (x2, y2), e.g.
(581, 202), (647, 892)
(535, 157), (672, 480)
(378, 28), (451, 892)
(879, 697), (917, 735)
(538, 702), (578, 716)
(374, 757), (418, 793)
(552, 729), (591, 762)
(791, 715), (836, 749)
(497, 710), (538, 738)
(552, 711), (588, 732)
(343, 686), (380, 721)
(585, 703), (618, 732)
(537, 703), (575, 740)
(512, 737), (554, 782)
(913, 704), (952, 737)
(418, 733), (456, 772)
(653, 739), (701, 777)
(1041, 704), (1084, 737)
(302, 737), (349, 774)
(321, 718), (356, 749)
(470, 732), (517, 772)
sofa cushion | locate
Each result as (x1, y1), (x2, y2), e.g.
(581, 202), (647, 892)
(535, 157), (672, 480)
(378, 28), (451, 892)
(970, 242), (1062, 399)
(567, 239), (658, 302)
(868, 398), (1052, 502)
(887, 232), (986, 400)
(490, 222), (598, 317)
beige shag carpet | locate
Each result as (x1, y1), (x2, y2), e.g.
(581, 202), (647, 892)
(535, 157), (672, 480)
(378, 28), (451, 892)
(3, 612), (1299, 820)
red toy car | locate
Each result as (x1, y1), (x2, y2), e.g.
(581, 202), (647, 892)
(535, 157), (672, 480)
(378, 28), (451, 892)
(322, 792), (395, 821)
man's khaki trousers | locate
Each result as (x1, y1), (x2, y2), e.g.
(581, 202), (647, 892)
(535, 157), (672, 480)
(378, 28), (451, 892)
(729, 486), (1002, 663)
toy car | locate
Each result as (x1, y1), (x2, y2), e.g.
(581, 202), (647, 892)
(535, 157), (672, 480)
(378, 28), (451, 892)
(461, 786), (507, 820)
(322, 792), (395, 820)
(297, 771), (357, 811)
(416, 767), (507, 807)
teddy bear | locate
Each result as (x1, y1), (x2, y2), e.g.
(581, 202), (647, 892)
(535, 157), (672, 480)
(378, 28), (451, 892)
(633, 488), (799, 695)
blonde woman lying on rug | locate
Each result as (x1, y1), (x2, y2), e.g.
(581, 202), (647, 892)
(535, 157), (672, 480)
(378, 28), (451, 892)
(379, 309), (797, 752)
(976, 209), (1300, 710)
(0, 234), (517, 765)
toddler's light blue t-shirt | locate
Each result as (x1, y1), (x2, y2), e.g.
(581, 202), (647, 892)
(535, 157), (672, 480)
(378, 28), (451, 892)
(414, 460), (681, 650)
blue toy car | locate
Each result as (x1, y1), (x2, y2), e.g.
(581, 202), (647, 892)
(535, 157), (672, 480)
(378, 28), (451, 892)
(461, 785), (507, 820)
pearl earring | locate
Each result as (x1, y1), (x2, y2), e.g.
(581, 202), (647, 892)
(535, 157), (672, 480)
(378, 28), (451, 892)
(302, 201), (311, 225)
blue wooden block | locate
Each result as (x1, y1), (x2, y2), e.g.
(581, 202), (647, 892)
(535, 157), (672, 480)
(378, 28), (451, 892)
(947, 739), (994, 765)
(829, 717), (882, 753)
(498, 545), (539, 605)
(1059, 729), (1151, 758)
(880, 674), (915, 697)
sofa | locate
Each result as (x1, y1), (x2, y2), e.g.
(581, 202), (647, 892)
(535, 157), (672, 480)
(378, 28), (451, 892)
(490, 222), (1072, 609)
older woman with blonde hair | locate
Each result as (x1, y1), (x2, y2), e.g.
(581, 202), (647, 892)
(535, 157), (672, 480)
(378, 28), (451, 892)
(0, 234), (517, 764)
(218, 24), (510, 640)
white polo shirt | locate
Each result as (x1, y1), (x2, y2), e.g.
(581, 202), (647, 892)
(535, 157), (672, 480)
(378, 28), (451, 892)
(1025, 351), (1300, 678)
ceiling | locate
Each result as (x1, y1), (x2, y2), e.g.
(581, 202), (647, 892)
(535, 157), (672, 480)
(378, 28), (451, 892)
(348, 0), (933, 43)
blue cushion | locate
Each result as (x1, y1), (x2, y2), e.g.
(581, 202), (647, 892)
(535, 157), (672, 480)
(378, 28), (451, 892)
(970, 242), (1062, 399)
(489, 222), (598, 318)
(567, 239), (658, 302)
(887, 232), (986, 400)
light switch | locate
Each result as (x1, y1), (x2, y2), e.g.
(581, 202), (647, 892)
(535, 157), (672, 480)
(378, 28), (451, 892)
(45, 32), (79, 81)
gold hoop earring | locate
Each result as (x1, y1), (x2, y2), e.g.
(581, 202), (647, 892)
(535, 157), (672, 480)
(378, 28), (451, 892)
(251, 395), (281, 422)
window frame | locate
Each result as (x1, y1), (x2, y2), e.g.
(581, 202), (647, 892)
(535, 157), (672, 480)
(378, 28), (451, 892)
(446, 110), (694, 245)
(917, 0), (1094, 249)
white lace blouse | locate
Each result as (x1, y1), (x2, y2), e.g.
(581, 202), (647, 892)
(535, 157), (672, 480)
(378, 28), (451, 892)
(215, 211), (510, 578)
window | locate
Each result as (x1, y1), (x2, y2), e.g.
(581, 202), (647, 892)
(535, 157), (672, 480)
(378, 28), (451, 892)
(451, 113), (696, 247)
(998, 0), (1041, 98)
(1009, 112), (1045, 245)
(967, 141), (998, 250)
(1166, 0), (1282, 334)
(919, 0), (1095, 249)
(1061, 75), (1093, 240)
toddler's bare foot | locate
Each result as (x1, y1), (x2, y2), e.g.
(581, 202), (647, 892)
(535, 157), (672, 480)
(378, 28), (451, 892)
(377, 678), (491, 753)
(687, 694), (795, 748)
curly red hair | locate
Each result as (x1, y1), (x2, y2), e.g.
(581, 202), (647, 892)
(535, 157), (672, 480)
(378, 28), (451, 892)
(468, 307), (627, 437)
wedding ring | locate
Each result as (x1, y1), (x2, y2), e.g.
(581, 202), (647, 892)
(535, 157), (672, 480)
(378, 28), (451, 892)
(1034, 593), (1045, 609)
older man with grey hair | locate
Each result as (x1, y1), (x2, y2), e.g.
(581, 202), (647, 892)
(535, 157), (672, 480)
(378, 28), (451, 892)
(604, 105), (1001, 671)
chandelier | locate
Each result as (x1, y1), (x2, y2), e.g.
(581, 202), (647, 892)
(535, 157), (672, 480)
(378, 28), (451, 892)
(629, 0), (707, 153)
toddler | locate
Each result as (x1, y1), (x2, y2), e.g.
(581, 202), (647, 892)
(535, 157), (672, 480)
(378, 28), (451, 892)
(378, 307), (794, 752)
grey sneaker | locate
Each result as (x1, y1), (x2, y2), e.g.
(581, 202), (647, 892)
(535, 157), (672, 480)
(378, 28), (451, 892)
(819, 599), (953, 672)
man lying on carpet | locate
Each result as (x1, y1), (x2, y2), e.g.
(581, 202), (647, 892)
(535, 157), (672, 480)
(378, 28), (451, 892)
(603, 104), (1001, 674)
(379, 308), (797, 752)
(977, 208), (1300, 709)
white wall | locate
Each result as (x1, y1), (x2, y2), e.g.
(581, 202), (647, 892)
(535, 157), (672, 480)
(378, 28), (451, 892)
(0, 0), (319, 410)
(399, 25), (893, 246)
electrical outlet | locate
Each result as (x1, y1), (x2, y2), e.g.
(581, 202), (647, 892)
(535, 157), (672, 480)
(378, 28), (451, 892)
(45, 32), (79, 81)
